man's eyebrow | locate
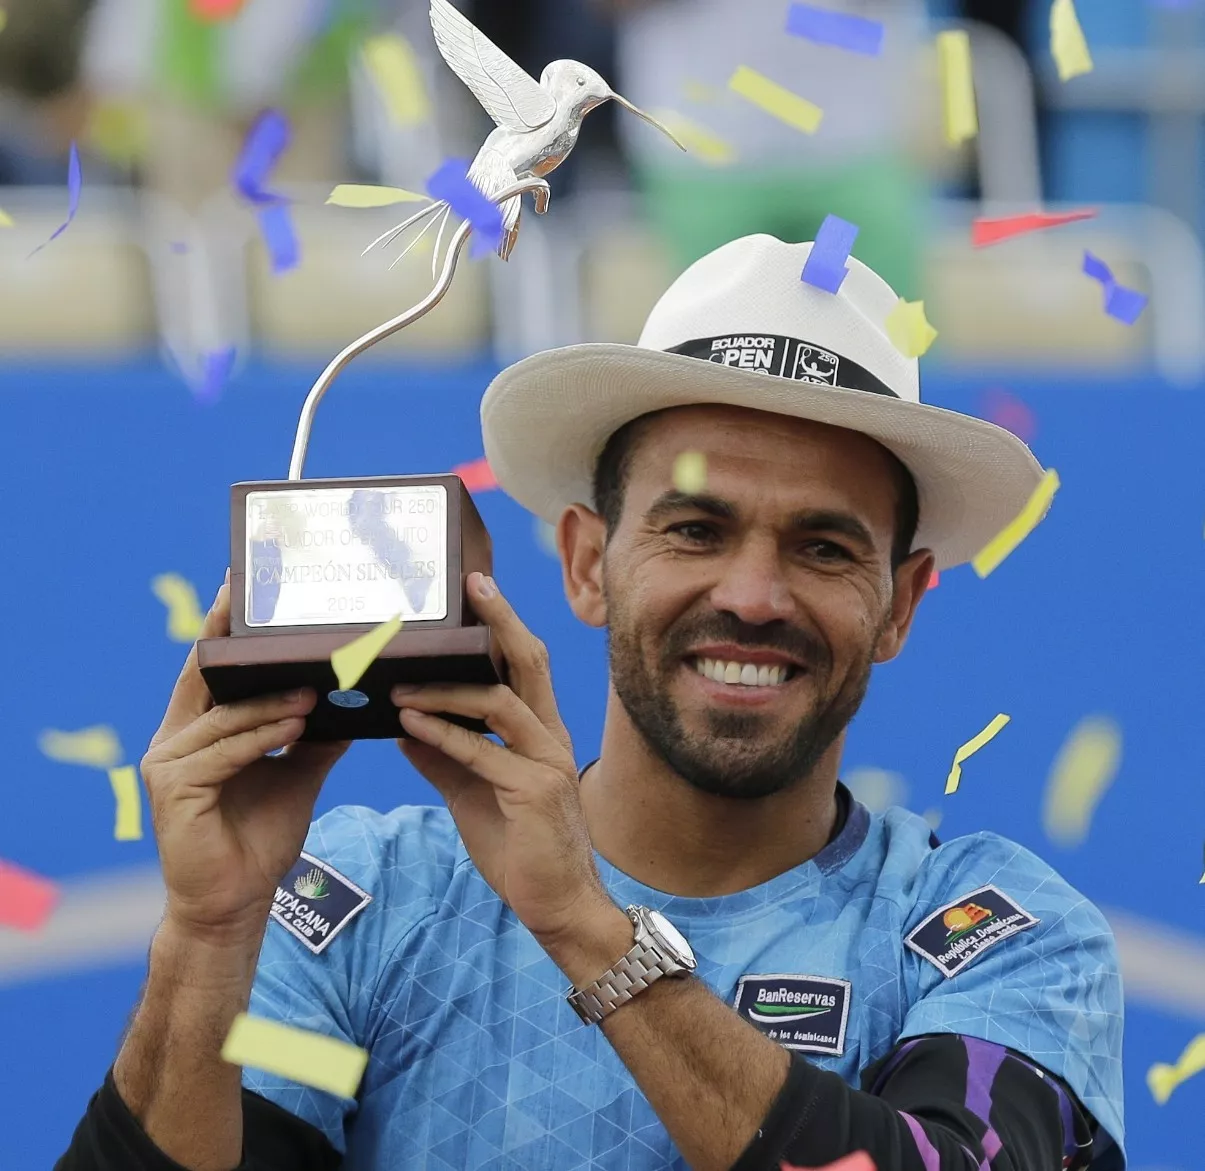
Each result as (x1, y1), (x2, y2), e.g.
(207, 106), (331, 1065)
(645, 492), (877, 548)
(644, 491), (737, 523)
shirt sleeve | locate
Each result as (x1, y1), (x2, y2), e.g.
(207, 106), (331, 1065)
(730, 1032), (1090, 1171)
(53, 1068), (341, 1171)
(241, 804), (456, 1153)
(897, 832), (1125, 1168)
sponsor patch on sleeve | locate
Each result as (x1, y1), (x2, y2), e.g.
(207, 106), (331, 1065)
(732, 973), (851, 1056)
(270, 852), (372, 955)
(905, 884), (1039, 978)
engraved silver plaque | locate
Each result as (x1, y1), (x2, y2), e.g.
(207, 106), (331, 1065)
(244, 485), (448, 628)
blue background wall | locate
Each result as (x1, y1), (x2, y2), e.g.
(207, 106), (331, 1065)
(0, 359), (1202, 1168)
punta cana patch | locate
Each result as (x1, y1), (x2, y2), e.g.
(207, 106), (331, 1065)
(732, 974), (851, 1056)
(270, 851), (372, 955)
(905, 884), (1039, 978)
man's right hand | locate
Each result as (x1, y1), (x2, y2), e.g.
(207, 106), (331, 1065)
(142, 571), (350, 942)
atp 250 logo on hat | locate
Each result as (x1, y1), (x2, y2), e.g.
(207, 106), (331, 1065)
(732, 973), (851, 1056)
(905, 885), (1039, 978)
(789, 342), (840, 386)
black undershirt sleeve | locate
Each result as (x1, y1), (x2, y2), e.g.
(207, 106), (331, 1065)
(730, 1033), (1096, 1171)
(54, 1068), (341, 1171)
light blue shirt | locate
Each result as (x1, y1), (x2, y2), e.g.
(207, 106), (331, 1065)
(244, 791), (1124, 1169)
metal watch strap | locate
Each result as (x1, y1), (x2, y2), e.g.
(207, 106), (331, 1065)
(567, 937), (674, 1025)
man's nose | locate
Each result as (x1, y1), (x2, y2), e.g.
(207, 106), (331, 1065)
(707, 540), (796, 626)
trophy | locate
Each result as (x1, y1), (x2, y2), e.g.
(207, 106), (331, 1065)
(198, 0), (683, 741)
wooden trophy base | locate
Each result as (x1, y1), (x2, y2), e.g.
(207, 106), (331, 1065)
(198, 625), (504, 741)
(200, 473), (502, 741)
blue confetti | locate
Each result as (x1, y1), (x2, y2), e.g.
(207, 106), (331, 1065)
(258, 202), (299, 274)
(786, 3), (884, 56)
(232, 109), (291, 204)
(195, 347), (237, 405)
(29, 142), (82, 258)
(1082, 250), (1148, 325)
(801, 214), (860, 294)
(426, 159), (504, 259)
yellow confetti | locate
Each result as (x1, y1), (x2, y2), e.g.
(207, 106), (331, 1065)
(683, 80), (718, 104)
(945, 713), (1010, 795)
(884, 298), (938, 358)
(0, 208), (12, 227)
(936, 30), (978, 146)
(1043, 716), (1121, 847)
(326, 184), (427, 209)
(727, 66), (823, 135)
(672, 452), (708, 493)
(151, 573), (206, 643)
(363, 34), (431, 126)
(38, 726), (123, 770)
(971, 469), (1060, 578)
(222, 1013), (368, 1099)
(330, 614), (403, 692)
(649, 110), (736, 166)
(1148, 1034), (1205, 1105)
(108, 766), (143, 841)
(0, 9), (7, 34)
(1050, 0), (1093, 83)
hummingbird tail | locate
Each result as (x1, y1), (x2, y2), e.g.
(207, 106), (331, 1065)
(362, 199), (448, 259)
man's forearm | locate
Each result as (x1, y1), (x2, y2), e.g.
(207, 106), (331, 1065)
(544, 905), (792, 1171)
(113, 916), (266, 1171)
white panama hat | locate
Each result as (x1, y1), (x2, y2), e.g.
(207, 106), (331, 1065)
(481, 234), (1046, 571)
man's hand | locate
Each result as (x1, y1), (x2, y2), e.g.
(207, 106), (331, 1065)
(142, 571), (350, 940)
(392, 571), (613, 948)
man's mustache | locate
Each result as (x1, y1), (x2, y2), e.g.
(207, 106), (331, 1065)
(664, 617), (831, 672)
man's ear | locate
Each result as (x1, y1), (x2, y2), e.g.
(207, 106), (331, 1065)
(559, 504), (607, 629)
(873, 548), (935, 664)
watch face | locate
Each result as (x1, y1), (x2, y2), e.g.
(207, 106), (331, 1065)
(647, 909), (697, 968)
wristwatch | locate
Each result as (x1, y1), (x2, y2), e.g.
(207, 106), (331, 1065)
(566, 904), (697, 1025)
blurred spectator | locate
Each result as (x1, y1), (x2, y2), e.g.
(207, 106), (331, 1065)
(83, 0), (380, 209)
(609, 0), (928, 296)
(0, 0), (97, 183)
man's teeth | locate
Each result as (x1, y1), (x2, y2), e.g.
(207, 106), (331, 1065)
(692, 657), (793, 687)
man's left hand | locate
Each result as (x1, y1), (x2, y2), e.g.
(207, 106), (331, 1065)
(392, 571), (615, 950)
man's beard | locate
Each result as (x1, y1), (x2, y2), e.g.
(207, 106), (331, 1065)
(607, 603), (880, 800)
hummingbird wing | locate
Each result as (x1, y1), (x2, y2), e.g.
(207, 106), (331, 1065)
(429, 0), (557, 132)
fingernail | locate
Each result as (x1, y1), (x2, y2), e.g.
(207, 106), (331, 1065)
(392, 684), (421, 700)
(286, 689), (308, 702)
(475, 574), (497, 599)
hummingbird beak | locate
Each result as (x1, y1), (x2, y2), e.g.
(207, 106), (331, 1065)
(609, 93), (688, 152)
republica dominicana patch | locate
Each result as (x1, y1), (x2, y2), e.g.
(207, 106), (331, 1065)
(270, 851), (372, 955)
(905, 884), (1039, 978)
(732, 974), (851, 1056)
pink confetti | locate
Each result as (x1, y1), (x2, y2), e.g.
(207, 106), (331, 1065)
(0, 859), (60, 932)
(782, 1154), (876, 1171)
(452, 457), (498, 493)
(979, 388), (1037, 443)
(189, 0), (247, 20)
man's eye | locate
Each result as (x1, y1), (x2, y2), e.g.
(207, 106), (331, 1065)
(804, 539), (851, 561)
(666, 522), (717, 543)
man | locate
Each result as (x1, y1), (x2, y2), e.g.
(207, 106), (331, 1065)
(59, 235), (1124, 1171)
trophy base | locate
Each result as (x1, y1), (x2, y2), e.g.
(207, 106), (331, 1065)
(197, 625), (504, 741)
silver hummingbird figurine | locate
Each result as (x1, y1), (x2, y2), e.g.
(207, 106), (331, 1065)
(366, 0), (685, 270)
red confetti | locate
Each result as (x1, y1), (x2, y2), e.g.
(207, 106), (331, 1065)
(189, 0), (247, 20)
(0, 859), (60, 932)
(452, 457), (498, 493)
(971, 209), (1097, 248)
(782, 1153), (876, 1171)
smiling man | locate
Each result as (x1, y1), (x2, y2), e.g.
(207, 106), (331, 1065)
(60, 236), (1124, 1171)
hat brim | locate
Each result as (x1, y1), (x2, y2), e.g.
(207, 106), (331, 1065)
(481, 343), (1047, 571)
